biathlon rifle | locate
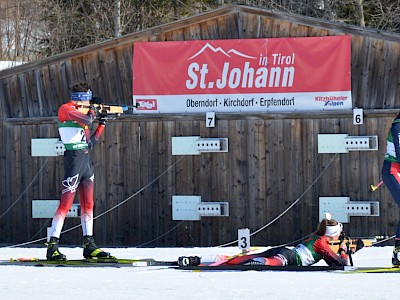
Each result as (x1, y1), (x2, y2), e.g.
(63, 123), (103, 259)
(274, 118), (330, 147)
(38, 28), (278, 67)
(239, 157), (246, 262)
(76, 97), (139, 120)
(332, 234), (366, 267)
(331, 234), (366, 254)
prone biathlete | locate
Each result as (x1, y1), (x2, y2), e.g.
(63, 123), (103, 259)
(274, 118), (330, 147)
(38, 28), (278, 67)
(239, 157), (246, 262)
(178, 216), (363, 267)
(222, 217), (349, 266)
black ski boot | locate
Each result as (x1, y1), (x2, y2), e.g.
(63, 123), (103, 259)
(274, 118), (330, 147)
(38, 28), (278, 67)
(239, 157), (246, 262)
(83, 236), (111, 259)
(46, 237), (66, 261)
(178, 256), (201, 266)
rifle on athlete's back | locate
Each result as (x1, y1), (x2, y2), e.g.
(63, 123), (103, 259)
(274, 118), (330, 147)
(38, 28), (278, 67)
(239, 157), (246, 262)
(76, 97), (139, 120)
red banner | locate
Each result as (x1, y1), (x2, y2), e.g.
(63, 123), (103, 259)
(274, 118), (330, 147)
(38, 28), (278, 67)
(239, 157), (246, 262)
(133, 36), (351, 113)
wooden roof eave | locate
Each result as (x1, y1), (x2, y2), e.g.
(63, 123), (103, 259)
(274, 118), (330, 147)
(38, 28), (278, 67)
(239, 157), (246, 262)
(0, 4), (399, 80)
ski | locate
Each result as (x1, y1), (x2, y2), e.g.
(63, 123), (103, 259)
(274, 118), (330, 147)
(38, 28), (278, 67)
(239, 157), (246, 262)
(177, 264), (400, 273)
(344, 266), (400, 273)
(178, 264), (400, 273)
(0, 257), (178, 268)
(2, 257), (398, 272)
(178, 265), (346, 272)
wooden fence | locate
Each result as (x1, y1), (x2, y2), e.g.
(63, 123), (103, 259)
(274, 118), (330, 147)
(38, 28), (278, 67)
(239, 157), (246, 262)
(0, 5), (400, 247)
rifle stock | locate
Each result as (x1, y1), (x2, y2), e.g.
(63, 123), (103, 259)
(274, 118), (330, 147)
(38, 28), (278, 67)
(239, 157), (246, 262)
(77, 103), (127, 115)
(329, 238), (371, 253)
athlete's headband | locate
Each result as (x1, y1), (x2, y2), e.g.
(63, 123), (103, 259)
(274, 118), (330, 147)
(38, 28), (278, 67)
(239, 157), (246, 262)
(70, 90), (92, 101)
(325, 222), (343, 237)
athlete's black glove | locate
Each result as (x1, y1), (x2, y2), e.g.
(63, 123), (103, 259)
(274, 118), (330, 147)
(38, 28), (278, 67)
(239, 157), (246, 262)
(89, 97), (103, 118)
(99, 117), (106, 126)
(345, 238), (364, 254)
(353, 238), (364, 253)
(99, 113), (107, 126)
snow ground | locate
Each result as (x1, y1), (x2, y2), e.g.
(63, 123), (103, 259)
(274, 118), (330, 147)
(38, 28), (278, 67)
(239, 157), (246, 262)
(0, 245), (397, 300)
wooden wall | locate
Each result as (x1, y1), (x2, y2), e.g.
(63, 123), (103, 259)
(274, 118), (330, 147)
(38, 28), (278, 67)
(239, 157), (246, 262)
(0, 5), (400, 247)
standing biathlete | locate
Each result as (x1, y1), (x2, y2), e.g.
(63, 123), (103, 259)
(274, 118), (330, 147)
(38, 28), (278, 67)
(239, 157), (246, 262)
(381, 112), (400, 267)
(221, 217), (349, 266)
(46, 82), (112, 260)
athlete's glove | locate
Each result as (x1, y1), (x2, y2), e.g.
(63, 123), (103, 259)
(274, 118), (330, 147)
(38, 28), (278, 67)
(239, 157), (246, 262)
(344, 238), (364, 254)
(89, 97), (103, 118)
(99, 113), (107, 126)
(99, 118), (106, 126)
(352, 238), (364, 253)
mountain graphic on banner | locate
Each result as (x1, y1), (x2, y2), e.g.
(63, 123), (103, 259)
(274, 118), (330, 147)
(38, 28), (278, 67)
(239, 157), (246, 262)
(187, 42), (257, 60)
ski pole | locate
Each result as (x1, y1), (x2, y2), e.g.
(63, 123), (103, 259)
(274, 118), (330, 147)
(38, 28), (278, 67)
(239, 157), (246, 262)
(346, 239), (353, 266)
(371, 180), (383, 192)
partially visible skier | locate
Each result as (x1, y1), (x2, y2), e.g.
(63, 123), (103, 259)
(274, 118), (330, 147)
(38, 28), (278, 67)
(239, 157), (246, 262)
(46, 82), (111, 260)
(382, 111), (400, 267)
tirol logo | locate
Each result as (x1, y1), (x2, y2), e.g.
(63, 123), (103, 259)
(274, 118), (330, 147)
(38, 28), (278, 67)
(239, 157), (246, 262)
(185, 42), (295, 92)
(136, 99), (158, 110)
